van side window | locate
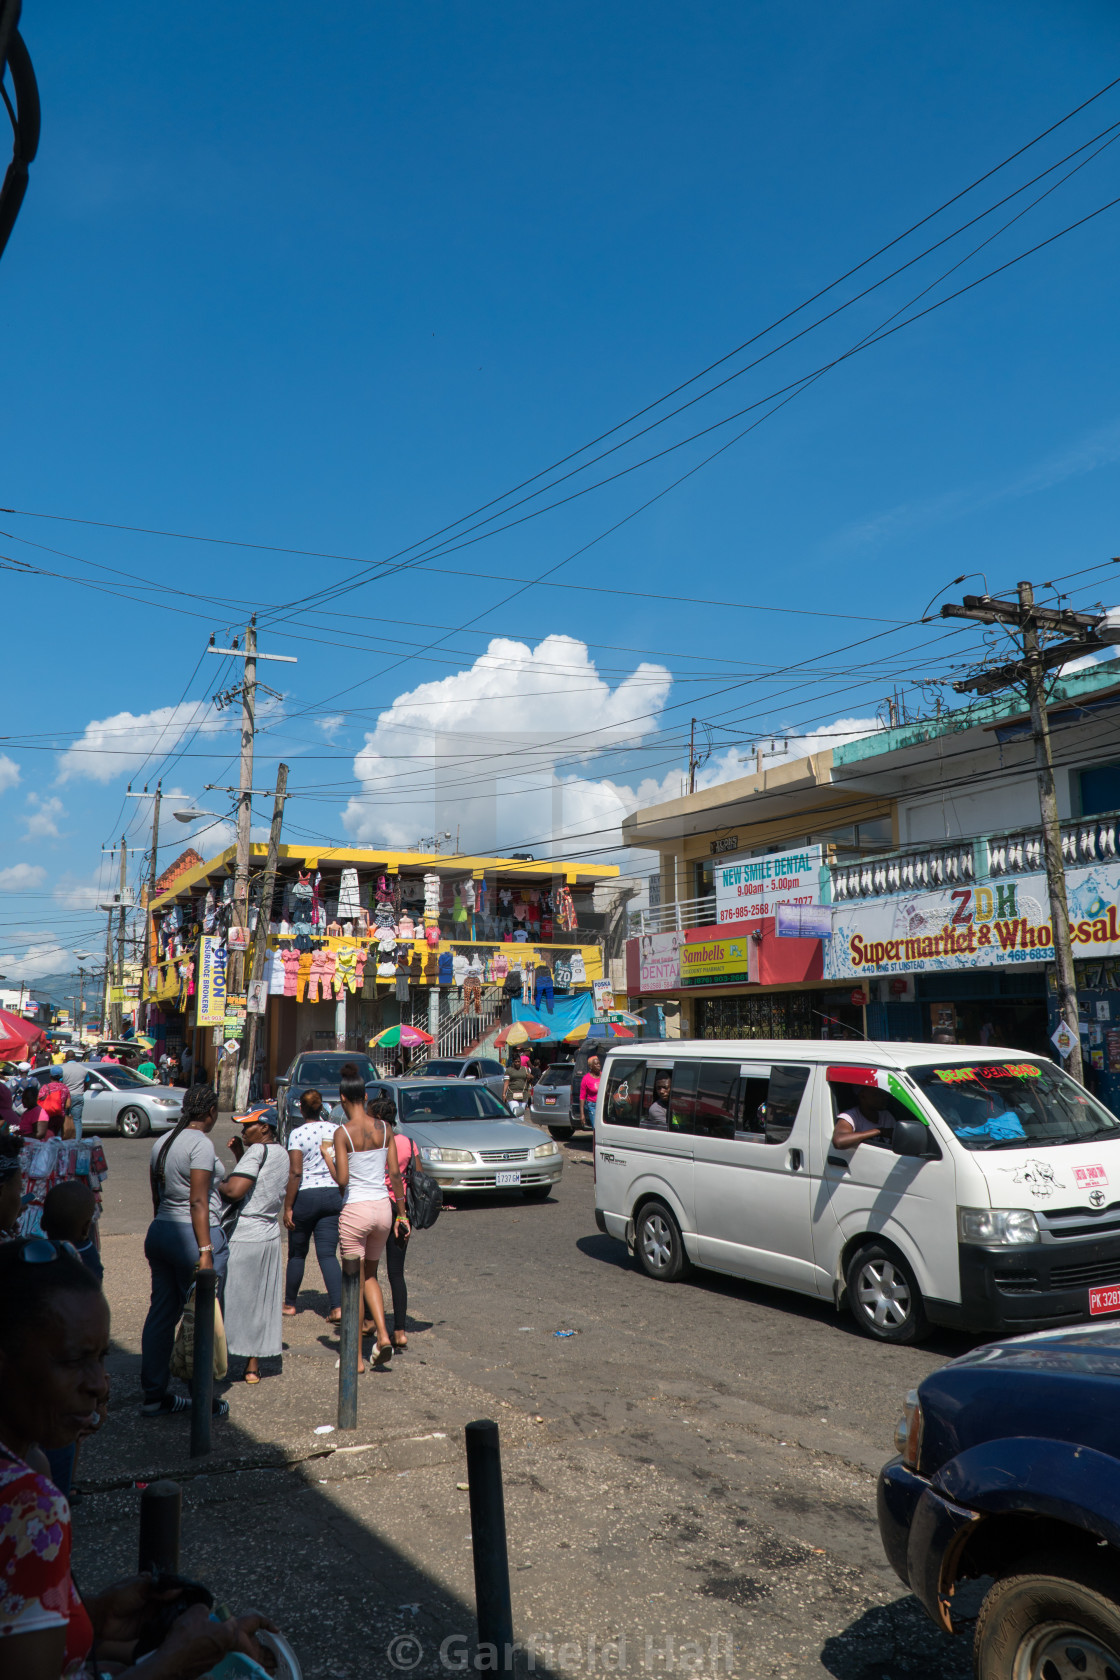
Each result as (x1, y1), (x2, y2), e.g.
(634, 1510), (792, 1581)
(764, 1066), (811, 1145)
(604, 1060), (645, 1127)
(667, 1062), (702, 1133)
(640, 1067), (673, 1130)
(738, 1070), (770, 1140)
(694, 1062), (741, 1140)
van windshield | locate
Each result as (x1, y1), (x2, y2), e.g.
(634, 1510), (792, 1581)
(911, 1060), (1120, 1151)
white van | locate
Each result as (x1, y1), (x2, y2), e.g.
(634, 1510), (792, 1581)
(592, 1040), (1120, 1344)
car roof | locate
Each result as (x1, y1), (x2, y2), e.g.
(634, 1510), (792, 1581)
(377, 1076), (491, 1088)
(600, 1039), (1037, 1068)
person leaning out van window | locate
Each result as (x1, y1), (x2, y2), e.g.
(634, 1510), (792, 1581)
(832, 1084), (895, 1151)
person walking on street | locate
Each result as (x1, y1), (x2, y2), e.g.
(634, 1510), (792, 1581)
(579, 1054), (602, 1128)
(180, 1043), (194, 1086)
(37, 1070), (72, 1140)
(283, 1089), (343, 1322)
(505, 1054), (530, 1112)
(320, 1072), (410, 1369)
(219, 1109), (288, 1385)
(60, 1052), (86, 1139)
(366, 1098), (413, 1352)
(139, 1082), (230, 1418)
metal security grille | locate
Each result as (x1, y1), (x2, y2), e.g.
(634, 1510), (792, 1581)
(695, 991), (814, 1040)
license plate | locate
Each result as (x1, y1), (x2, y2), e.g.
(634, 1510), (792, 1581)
(1089, 1285), (1120, 1316)
(495, 1170), (522, 1187)
(545, 1096), (557, 1104)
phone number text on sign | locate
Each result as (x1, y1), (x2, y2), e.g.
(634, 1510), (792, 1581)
(1088, 1285), (1120, 1317)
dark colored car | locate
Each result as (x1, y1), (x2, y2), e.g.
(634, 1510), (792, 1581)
(274, 1051), (380, 1139)
(878, 1322), (1120, 1676)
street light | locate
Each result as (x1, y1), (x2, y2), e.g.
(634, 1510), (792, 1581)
(173, 808), (219, 824)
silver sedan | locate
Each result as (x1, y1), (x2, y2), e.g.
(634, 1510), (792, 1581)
(377, 1078), (564, 1198)
(80, 1062), (184, 1138)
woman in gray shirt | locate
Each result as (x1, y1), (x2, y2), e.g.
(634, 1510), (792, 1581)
(220, 1107), (289, 1385)
(140, 1082), (229, 1417)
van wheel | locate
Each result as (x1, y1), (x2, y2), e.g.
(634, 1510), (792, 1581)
(974, 1554), (1120, 1680)
(635, 1202), (691, 1283)
(846, 1243), (927, 1343)
(548, 1125), (573, 1140)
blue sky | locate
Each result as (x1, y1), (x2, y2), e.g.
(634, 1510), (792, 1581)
(2, 1), (1120, 977)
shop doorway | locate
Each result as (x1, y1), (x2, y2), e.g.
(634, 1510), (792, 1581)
(926, 998), (1050, 1056)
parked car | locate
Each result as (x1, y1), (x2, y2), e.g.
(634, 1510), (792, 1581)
(273, 1051), (381, 1138)
(374, 1078), (563, 1199)
(412, 1056), (508, 1100)
(593, 1039), (1120, 1342)
(529, 1061), (576, 1135)
(878, 1322), (1120, 1676)
(80, 1062), (184, 1137)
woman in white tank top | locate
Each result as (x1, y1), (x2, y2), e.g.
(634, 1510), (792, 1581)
(321, 1067), (410, 1366)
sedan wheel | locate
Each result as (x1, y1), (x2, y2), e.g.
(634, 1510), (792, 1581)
(118, 1105), (150, 1138)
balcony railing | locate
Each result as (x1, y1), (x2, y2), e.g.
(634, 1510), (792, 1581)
(828, 809), (1120, 901)
(629, 895), (718, 935)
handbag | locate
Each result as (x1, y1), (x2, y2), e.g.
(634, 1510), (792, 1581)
(171, 1282), (229, 1382)
(403, 1147), (442, 1230)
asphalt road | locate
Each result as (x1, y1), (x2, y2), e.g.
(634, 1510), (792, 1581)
(87, 1128), (980, 1678)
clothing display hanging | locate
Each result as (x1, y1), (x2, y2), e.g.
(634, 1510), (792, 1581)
(337, 867), (361, 919)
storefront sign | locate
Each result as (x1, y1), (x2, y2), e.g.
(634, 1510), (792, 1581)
(714, 846), (823, 924)
(710, 835), (740, 855)
(826, 861), (1120, 979)
(639, 931), (681, 991)
(197, 935), (227, 1026)
(592, 979), (615, 1014)
(680, 933), (758, 987)
(775, 903), (832, 939)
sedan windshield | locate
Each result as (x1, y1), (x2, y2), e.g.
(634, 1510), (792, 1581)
(94, 1066), (151, 1090)
(399, 1085), (511, 1120)
(912, 1060), (1120, 1150)
(296, 1056), (376, 1085)
(418, 1061), (466, 1078)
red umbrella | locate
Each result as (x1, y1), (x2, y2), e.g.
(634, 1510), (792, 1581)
(0, 1007), (48, 1061)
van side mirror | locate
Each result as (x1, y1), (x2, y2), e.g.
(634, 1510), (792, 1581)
(892, 1116), (937, 1158)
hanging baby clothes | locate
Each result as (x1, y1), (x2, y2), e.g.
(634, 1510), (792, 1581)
(295, 951), (313, 1002)
(398, 912), (415, 940)
(522, 964), (534, 1005)
(556, 886), (578, 932)
(452, 951), (469, 987)
(267, 949), (286, 995)
(459, 878), (476, 910)
(281, 949), (301, 997)
(437, 950), (454, 985)
(334, 947), (357, 996)
(337, 867), (360, 920)
(352, 948), (367, 992)
(568, 952), (587, 984)
(452, 890), (469, 927)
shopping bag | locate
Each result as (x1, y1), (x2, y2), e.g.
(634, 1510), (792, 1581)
(170, 1282), (229, 1382)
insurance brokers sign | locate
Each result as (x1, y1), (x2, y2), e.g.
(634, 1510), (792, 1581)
(714, 846), (823, 924)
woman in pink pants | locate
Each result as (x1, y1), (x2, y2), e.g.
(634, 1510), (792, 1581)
(322, 1068), (410, 1368)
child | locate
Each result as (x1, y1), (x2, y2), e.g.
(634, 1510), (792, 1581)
(41, 1180), (103, 1283)
(19, 1085), (48, 1138)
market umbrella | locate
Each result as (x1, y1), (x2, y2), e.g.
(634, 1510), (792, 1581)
(493, 1020), (551, 1049)
(369, 1024), (435, 1049)
(563, 1021), (635, 1044)
(606, 1011), (644, 1027)
(0, 1007), (48, 1061)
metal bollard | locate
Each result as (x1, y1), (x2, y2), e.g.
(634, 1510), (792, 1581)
(189, 1269), (216, 1458)
(337, 1256), (361, 1430)
(138, 1480), (182, 1575)
(465, 1419), (513, 1666)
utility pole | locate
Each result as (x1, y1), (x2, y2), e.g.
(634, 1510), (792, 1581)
(941, 583), (1119, 1085)
(236, 763), (288, 1113)
(104, 907), (116, 1036)
(115, 837), (127, 1036)
(688, 719), (697, 795)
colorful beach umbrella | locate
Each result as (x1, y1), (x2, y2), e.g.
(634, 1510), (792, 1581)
(493, 1020), (551, 1049)
(563, 1021), (635, 1044)
(369, 1024), (435, 1049)
(606, 1011), (644, 1027)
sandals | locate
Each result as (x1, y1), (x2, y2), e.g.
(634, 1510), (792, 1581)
(392, 1335), (408, 1353)
(244, 1371), (262, 1385)
(282, 1305), (298, 1317)
(373, 1340), (393, 1367)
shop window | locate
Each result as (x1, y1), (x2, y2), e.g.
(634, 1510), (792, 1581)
(695, 992), (814, 1040)
(603, 1059), (645, 1127)
(764, 1066), (811, 1145)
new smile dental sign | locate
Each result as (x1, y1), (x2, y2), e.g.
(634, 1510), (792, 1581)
(714, 847), (823, 925)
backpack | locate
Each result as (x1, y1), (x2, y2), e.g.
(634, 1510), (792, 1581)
(404, 1149), (442, 1230)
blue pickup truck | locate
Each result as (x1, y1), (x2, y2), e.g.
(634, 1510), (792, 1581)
(878, 1321), (1120, 1676)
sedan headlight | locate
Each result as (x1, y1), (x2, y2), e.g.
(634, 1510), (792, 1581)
(894, 1389), (923, 1469)
(421, 1146), (475, 1165)
(532, 1141), (559, 1158)
(957, 1206), (1040, 1246)
(153, 1098), (181, 1108)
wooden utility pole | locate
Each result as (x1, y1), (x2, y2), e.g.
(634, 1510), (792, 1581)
(112, 837), (127, 1036)
(230, 618), (257, 996)
(941, 583), (1113, 1085)
(236, 763), (288, 1113)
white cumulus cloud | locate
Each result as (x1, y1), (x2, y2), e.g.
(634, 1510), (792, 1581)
(341, 636), (672, 857)
(0, 754), (19, 793)
(0, 863), (47, 891)
(55, 700), (230, 785)
(0, 940), (74, 981)
(23, 795), (65, 839)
